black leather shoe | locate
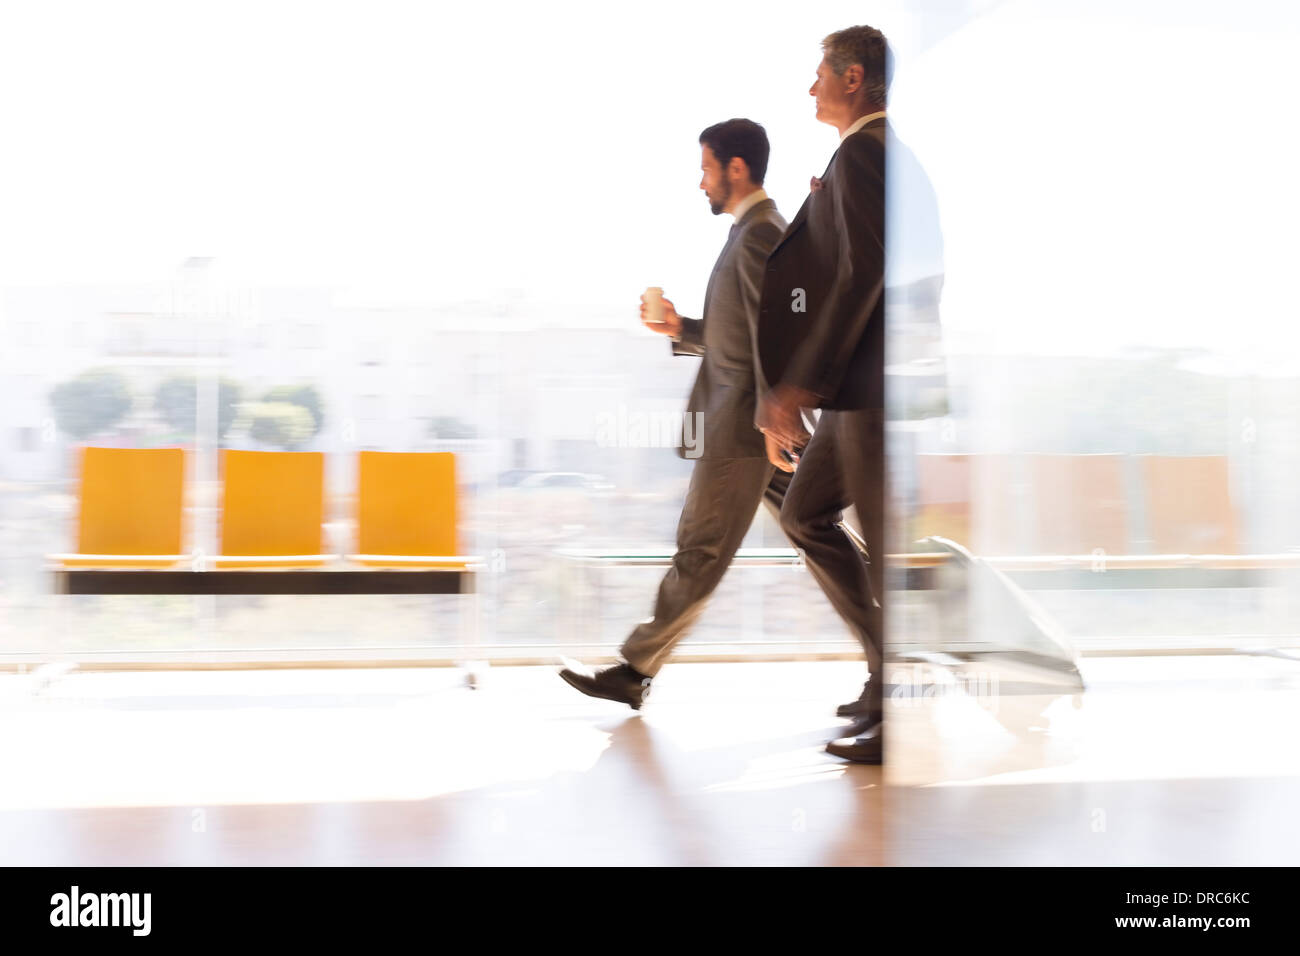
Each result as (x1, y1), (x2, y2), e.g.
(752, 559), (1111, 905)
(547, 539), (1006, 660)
(558, 662), (651, 710)
(836, 679), (882, 719)
(826, 719), (882, 764)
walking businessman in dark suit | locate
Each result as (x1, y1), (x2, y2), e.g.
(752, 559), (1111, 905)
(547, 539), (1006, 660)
(757, 26), (894, 763)
(560, 119), (792, 708)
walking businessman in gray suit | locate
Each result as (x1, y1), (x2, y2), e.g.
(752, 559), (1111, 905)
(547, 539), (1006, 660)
(560, 119), (791, 708)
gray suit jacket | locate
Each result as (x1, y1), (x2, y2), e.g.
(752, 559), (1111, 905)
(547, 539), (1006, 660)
(672, 197), (787, 459)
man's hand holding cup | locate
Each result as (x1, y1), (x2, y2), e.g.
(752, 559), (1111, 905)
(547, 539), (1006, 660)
(641, 287), (682, 338)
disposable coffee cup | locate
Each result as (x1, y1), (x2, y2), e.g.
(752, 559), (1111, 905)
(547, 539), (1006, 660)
(644, 286), (664, 326)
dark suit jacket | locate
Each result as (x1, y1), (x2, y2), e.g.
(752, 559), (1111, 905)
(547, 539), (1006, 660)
(673, 197), (788, 459)
(756, 117), (887, 412)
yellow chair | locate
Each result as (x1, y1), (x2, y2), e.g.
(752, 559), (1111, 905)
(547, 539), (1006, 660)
(215, 449), (331, 568)
(349, 451), (466, 568)
(52, 446), (187, 569)
(913, 453), (1030, 555)
(1140, 455), (1239, 554)
(1029, 454), (1130, 555)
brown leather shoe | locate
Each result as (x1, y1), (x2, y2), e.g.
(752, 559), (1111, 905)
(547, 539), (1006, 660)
(558, 662), (651, 710)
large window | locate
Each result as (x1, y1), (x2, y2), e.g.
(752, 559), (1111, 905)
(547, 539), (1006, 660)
(1, 1), (1296, 664)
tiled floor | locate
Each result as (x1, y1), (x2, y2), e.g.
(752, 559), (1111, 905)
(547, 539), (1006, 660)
(1, 656), (1297, 865)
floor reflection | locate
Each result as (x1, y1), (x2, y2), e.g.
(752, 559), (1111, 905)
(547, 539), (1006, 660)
(0, 658), (1295, 865)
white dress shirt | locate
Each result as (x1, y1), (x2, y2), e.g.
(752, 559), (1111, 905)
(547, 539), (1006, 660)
(730, 187), (768, 222)
(841, 110), (887, 142)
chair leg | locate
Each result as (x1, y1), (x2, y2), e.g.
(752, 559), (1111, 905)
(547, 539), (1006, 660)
(458, 573), (485, 689)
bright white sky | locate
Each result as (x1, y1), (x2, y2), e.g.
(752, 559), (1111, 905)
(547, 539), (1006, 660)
(1, 0), (1297, 361)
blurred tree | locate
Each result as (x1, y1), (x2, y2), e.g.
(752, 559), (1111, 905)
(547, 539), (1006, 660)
(246, 401), (315, 449)
(154, 376), (243, 440)
(262, 384), (324, 438)
(48, 369), (132, 440)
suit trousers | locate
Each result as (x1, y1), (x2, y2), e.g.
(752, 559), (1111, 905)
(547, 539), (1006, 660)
(778, 407), (886, 712)
(621, 456), (790, 677)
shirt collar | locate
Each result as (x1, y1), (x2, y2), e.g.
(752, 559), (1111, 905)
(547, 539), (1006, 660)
(730, 187), (768, 223)
(840, 110), (887, 142)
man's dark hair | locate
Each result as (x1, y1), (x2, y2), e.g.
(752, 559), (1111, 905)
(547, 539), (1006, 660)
(823, 25), (893, 107)
(699, 118), (770, 187)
